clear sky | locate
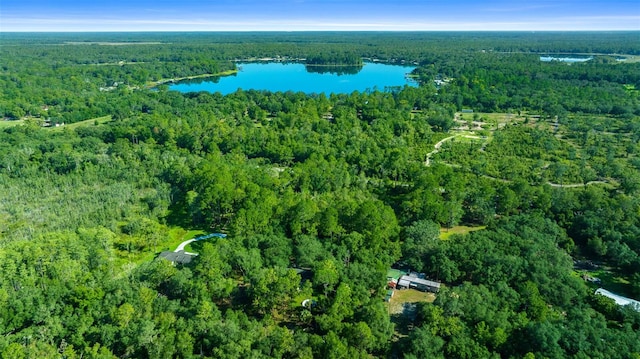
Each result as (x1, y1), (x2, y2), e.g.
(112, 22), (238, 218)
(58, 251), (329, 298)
(1, 0), (639, 32)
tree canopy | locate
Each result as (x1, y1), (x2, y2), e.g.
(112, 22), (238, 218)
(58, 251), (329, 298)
(1, 31), (639, 358)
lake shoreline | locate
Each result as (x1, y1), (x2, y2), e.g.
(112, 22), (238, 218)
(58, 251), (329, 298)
(168, 62), (417, 95)
(234, 57), (417, 66)
(148, 69), (238, 87)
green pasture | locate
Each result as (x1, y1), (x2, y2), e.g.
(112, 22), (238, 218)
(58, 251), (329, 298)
(440, 225), (486, 240)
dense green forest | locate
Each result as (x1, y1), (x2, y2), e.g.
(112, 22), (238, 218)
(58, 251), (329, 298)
(1, 32), (639, 358)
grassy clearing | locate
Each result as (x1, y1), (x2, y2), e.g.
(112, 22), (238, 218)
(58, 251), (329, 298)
(461, 112), (519, 121)
(577, 268), (633, 297)
(617, 56), (640, 64)
(393, 289), (436, 304)
(454, 135), (485, 144)
(440, 225), (486, 240)
(0, 119), (24, 128)
(624, 84), (640, 96)
(387, 289), (435, 315)
(387, 289), (436, 337)
(457, 111), (528, 125)
(1, 116), (113, 131)
(163, 228), (205, 253)
(113, 227), (205, 272)
(49, 115), (112, 131)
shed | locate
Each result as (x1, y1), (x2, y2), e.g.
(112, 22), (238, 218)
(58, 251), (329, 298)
(384, 289), (395, 302)
(387, 268), (408, 281)
(387, 268), (407, 288)
(397, 278), (411, 288)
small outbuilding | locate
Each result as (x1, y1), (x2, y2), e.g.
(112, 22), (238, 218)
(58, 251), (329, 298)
(384, 289), (395, 302)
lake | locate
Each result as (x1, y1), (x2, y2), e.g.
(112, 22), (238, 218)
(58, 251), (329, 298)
(540, 56), (593, 63)
(169, 62), (417, 95)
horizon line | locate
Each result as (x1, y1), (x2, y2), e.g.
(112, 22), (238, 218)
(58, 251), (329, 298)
(3, 29), (640, 33)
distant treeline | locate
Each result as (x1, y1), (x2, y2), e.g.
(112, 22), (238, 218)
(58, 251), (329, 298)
(305, 52), (363, 66)
(2, 32), (638, 123)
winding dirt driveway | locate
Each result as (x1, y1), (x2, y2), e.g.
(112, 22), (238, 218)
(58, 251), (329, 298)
(175, 238), (198, 255)
(546, 180), (608, 188)
(424, 133), (610, 188)
(425, 134), (482, 166)
(174, 233), (227, 255)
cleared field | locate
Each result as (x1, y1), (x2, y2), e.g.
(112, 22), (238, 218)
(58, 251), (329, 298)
(456, 111), (529, 127)
(0, 119), (24, 128)
(387, 289), (435, 315)
(113, 227), (204, 270)
(578, 268), (633, 297)
(49, 115), (112, 131)
(617, 56), (640, 64)
(1, 116), (114, 131)
(440, 225), (486, 240)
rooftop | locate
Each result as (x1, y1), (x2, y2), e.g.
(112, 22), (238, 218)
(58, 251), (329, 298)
(595, 288), (640, 311)
(387, 268), (408, 281)
(159, 250), (195, 264)
(399, 275), (441, 289)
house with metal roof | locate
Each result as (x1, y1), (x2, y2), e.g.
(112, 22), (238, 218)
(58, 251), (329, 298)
(397, 275), (441, 293)
(158, 250), (195, 265)
(595, 288), (640, 312)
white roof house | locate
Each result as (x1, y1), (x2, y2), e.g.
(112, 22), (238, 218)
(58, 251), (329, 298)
(595, 288), (640, 311)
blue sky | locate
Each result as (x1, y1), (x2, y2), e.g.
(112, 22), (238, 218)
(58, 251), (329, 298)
(1, 0), (639, 31)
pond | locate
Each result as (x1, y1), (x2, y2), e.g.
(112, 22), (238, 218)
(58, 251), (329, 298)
(169, 62), (417, 95)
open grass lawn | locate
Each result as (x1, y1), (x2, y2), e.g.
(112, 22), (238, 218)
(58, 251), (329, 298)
(618, 55), (640, 64)
(184, 232), (227, 253)
(454, 135), (486, 144)
(0, 119), (24, 128)
(457, 111), (528, 125)
(577, 268), (634, 297)
(163, 228), (205, 253)
(388, 289), (436, 337)
(113, 227), (205, 271)
(49, 115), (112, 131)
(440, 225), (486, 240)
(387, 289), (436, 315)
(1, 115), (113, 131)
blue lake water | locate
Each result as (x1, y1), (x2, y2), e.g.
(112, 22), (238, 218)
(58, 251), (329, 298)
(169, 62), (417, 95)
(540, 56), (593, 63)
